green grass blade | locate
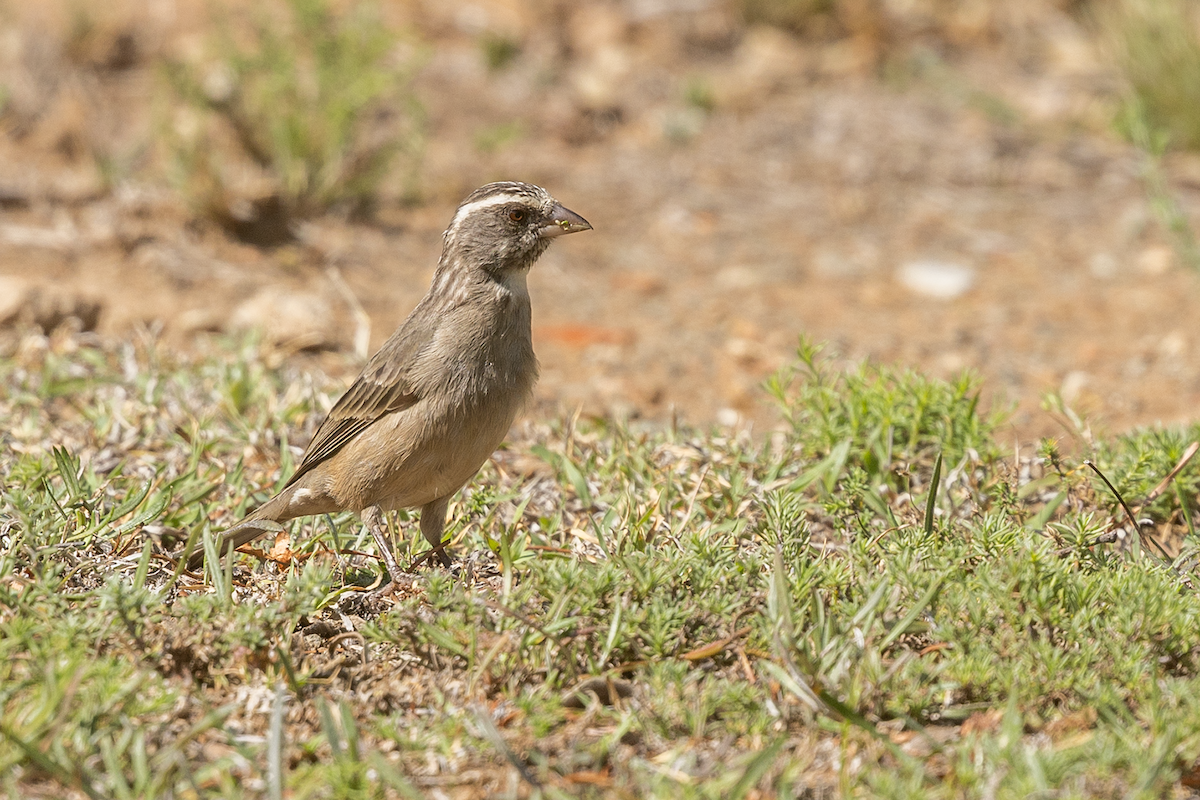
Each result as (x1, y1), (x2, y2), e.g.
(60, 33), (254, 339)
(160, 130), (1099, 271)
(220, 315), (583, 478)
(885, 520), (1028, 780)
(923, 452), (943, 537)
(880, 574), (946, 650)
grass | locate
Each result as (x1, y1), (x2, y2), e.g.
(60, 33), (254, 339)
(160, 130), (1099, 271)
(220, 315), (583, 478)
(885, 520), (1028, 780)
(1099, 0), (1200, 152)
(161, 0), (423, 243)
(4, 330), (1200, 797)
(1114, 96), (1200, 273)
(1094, 0), (1200, 273)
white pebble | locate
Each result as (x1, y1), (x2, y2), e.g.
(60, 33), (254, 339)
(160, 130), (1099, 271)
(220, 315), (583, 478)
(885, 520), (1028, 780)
(897, 260), (975, 299)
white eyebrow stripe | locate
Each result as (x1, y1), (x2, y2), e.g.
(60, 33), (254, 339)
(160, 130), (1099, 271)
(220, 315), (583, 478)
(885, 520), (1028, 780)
(450, 193), (528, 228)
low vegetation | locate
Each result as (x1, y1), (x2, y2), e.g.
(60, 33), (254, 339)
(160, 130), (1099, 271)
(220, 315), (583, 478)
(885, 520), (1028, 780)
(161, 0), (423, 243)
(6, 1), (1200, 792)
(1099, 0), (1200, 152)
(4, 330), (1200, 797)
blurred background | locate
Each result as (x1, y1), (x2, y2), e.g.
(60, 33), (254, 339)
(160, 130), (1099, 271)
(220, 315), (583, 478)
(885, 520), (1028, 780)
(1, 0), (1199, 440)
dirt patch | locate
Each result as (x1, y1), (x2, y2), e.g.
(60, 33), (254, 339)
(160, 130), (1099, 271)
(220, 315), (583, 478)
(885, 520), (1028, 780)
(2, 0), (1200, 443)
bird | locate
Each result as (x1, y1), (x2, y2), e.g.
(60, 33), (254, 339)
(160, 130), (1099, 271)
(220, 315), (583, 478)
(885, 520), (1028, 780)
(184, 181), (591, 584)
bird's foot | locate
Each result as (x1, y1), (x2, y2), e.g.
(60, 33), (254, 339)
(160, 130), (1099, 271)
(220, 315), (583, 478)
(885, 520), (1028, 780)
(403, 546), (454, 571)
(363, 508), (418, 591)
(374, 543), (417, 591)
(371, 574), (416, 597)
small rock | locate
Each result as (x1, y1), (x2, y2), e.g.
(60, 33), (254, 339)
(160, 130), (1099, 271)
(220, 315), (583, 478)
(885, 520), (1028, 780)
(817, 39), (877, 79)
(1089, 252), (1117, 279)
(177, 307), (224, 333)
(230, 287), (336, 348)
(1137, 245), (1173, 275)
(661, 106), (706, 143)
(712, 26), (807, 109)
(725, 337), (759, 362)
(570, 45), (633, 109)
(715, 265), (762, 289)
(0, 281), (103, 333)
(0, 276), (31, 325)
(567, 4), (628, 56)
(1060, 370), (1088, 405)
(897, 260), (975, 299)
(1160, 331), (1187, 358)
(1045, 20), (1100, 77)
(716, 407), (741, 427)
(1176, 154), (1200, 190)
(1118, 203), (1150, 244)
(814, 243), (880, 278)
(134, 241), (208, 288)
(0, 218), (77, 251)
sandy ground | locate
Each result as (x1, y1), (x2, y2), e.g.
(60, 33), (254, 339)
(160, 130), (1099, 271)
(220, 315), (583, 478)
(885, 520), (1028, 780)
(2, 0), (1200, 442)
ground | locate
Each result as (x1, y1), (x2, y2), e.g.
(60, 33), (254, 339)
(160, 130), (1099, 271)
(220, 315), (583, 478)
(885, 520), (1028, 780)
(2, 0), (1199, 446)
(8, 3), (1200, 797)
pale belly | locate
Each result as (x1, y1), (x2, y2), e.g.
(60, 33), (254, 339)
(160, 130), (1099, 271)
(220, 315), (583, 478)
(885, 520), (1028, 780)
(332, 393), (521, 512)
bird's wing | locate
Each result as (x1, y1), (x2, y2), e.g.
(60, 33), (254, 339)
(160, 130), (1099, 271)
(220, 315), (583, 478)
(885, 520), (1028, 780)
(282, 329), (425, 489)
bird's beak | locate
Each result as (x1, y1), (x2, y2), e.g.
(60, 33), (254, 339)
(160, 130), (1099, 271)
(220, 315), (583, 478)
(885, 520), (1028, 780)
(540, 203), (592, 238)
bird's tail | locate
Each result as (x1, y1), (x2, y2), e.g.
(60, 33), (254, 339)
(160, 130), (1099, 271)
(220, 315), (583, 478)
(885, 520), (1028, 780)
(183, 493), (291, 572)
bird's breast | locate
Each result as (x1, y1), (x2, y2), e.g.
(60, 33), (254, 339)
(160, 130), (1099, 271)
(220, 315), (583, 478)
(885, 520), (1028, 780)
(429, 289), (536, 403)
(349, 290), (536, 510)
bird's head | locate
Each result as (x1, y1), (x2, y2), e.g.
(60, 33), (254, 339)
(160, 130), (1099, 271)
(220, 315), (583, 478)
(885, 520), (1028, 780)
(442, 182), (592, 277)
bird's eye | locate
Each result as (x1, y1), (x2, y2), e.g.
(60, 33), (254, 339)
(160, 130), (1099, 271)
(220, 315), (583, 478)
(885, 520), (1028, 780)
(508, 209), (526, 222)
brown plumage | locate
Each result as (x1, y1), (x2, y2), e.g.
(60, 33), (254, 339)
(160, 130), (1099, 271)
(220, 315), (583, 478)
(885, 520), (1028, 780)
(184, 182), (591, 582)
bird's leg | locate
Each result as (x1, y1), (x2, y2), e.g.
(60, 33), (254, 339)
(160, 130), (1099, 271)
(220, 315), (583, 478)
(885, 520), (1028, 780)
(362, 505), (412, 588)
(420, 497), (453, 567)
